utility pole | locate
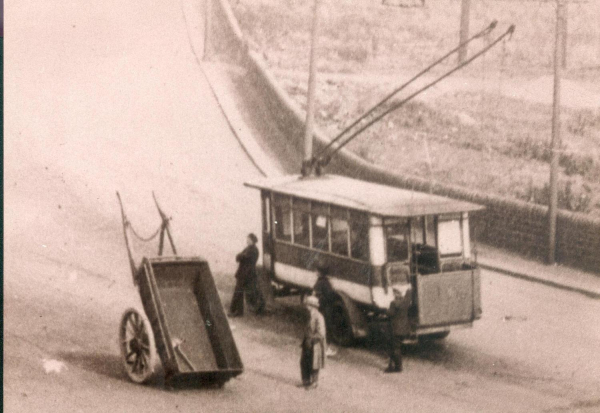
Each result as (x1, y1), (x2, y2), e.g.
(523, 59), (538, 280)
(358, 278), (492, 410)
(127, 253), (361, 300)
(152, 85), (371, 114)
(204, 0), (213, 60)
(548, 0), (565, 264)
(302, 0), (321, 177)
(560, 2), (568, 69)
(457, 0), (471, 63)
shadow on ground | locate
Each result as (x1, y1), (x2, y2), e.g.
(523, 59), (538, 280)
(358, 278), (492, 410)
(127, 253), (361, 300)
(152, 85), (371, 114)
(58, 351), (128, 382)
(58, 350), (240, 391)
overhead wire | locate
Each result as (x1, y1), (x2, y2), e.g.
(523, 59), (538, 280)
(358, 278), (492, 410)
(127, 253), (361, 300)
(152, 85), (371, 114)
(317, 20), (499, 159)
(318, 24), (516, 167)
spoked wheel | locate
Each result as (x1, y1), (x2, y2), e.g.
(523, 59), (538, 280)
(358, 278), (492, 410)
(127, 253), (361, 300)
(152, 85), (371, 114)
(119, 308), (156, 384)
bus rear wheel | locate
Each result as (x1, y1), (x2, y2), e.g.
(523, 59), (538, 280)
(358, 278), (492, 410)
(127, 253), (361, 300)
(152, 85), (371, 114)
(328, 299), (354, 347)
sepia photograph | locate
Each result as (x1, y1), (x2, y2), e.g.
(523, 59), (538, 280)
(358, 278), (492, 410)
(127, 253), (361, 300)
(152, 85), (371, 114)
(4, 0), (600, 411)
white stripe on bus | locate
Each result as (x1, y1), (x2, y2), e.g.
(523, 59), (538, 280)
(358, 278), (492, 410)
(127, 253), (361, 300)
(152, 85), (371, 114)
(273, 262), (396, 309)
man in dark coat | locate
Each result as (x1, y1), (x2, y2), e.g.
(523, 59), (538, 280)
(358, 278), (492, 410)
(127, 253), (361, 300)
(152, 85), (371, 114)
(313, 263), (335, 318)
(385, 285), (411, 373)
(229, 233), (262, 317)
(313, 263), (337, 356)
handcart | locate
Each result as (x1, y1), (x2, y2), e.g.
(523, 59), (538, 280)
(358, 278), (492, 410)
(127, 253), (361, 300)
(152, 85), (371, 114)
(117, 193), (243, 387)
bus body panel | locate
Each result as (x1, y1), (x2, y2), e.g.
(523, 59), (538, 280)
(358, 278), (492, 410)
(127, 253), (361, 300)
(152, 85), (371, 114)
(416, 268), (481, 327)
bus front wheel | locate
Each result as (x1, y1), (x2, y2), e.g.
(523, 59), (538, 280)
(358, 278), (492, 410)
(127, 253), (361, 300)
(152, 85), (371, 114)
(328, 299), (354, 347)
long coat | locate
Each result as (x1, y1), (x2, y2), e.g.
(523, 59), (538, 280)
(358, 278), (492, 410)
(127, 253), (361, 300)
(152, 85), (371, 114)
(235, 244), (259, 283)
(303, 308), (327, 370)
(388, 293), (411, 337)
(313, 275), (335, 308)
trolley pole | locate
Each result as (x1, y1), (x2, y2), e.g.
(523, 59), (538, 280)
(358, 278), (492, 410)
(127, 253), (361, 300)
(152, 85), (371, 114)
(548, 0), (565, 264)
(457, 0), (471, 63)
(302, 0), (321, 177)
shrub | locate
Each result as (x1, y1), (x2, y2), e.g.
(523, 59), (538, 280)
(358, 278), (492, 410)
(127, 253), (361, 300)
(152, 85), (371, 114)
(566, 110), (600, 137)
(530, 180), (592, 213)
(560, 153), (595, 177)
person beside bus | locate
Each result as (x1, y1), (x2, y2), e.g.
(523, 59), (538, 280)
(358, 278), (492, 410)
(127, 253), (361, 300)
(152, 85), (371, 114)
(313, 263), (338, 356)
(385, 285), (411, 373)
(313, 263), (334, 314)
(229, 233), (264, 317)
(300, 295), (326, 389)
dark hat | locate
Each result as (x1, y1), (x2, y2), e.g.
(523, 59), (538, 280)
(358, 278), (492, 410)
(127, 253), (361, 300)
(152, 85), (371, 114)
(248, 233), (258, 243)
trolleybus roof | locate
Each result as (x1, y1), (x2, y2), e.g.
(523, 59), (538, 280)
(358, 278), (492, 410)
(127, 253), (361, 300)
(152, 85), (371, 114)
(245, 175), (483, 218)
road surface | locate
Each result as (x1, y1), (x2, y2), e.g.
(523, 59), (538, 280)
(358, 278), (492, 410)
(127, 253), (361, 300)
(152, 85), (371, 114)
(4, 1), (600, 412)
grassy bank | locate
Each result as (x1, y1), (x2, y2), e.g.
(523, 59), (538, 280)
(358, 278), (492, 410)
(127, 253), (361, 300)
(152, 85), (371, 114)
(232, 0), (600, 216)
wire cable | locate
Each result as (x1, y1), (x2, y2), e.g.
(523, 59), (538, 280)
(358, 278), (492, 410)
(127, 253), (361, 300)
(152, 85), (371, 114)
(317, 20), (498, 159)
(319, 24), (516, 167)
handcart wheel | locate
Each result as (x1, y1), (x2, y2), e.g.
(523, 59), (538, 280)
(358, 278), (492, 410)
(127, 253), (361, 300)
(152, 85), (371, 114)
(119, 308), (156, 384)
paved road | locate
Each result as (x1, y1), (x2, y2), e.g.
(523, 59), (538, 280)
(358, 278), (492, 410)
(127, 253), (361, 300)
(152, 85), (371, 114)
(4, 1), (600, 412)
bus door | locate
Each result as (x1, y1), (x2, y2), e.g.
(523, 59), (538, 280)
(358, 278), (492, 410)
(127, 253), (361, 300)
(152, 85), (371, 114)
(415, 213), (479, 328)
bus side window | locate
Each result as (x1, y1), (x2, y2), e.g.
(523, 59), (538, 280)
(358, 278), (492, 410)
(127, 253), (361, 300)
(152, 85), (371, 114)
(311, 202), (329, 251)
(411, 216), (425, 246)
(293, 198), (310, 247)
(273, 194), (292, 242)
(350, 212), (369, 261)
(386, 221), (409, 262)
(425, 215), (436, 247)
(331, 207), (349, 256)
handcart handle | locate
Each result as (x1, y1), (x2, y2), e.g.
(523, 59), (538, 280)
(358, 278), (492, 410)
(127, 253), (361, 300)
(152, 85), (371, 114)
(117, 191), (138, 285)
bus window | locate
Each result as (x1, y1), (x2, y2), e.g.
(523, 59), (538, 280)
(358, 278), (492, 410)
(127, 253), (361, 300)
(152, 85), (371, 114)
(462, 212), (471, 259)
(350, 212), (369, 261)
(311, 202), (329, 251)
(411, 217), (425, 245)
(293, 198), (310, 247)
(386, 221), (409, 262)
(425, 215), (436, 247)
(438, 215), (462, 256)
(273, 194), (292, 242)
(331, 207), (349, 256)
(350, 211), (369, 261)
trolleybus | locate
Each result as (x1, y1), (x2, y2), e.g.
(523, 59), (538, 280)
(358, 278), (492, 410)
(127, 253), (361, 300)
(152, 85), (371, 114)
(245, 174), (483, 345)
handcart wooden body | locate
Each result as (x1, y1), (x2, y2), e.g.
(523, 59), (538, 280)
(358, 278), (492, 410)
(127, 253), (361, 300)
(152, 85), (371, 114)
(117, 193), (243, 387)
